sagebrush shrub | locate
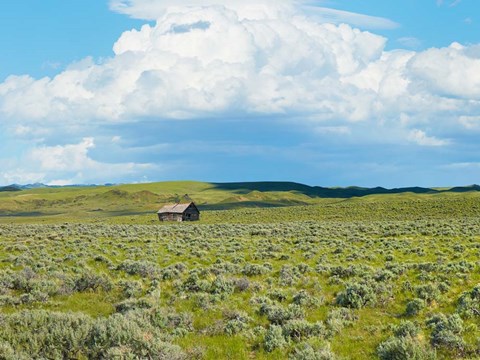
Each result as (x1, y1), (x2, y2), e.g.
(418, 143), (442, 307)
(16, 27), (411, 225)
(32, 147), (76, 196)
(405, 298), (425, 317)
(289, 343), (336, 360)
(456, 284), (480, 318)
(74, 272), (113, 292)
(0, 310), (93, 359)
(117, 260), (160, 278)
(414, 284), (440, 304)
(377, 336), (436, 360)
(87, 313), (184, 359)
(282, 319), (326, 341)
(336, 282), (377, 309)
(326, 308), (358, 333)
(242, 263), (271, 276)
(259, 303), (305, 325)
(426, 313), (465, 351)
(264, 325), (287, 352)
(223, 310), (252, 336)
(394, 321), (420, 338)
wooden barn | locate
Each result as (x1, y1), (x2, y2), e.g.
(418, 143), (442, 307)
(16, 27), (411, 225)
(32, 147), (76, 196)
(157, 202), (200, 222)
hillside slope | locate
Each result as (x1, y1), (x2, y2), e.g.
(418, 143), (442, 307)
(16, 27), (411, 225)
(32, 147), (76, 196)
(0, 180), (479, 221)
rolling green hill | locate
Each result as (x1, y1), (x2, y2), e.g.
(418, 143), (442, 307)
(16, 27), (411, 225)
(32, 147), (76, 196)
(0, 181), (307, 222)
(0, 180), (480, 223)
(1, 182), (480, 358)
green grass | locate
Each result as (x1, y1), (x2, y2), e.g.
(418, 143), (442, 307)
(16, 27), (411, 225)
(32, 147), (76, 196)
(1, 180), (479, 224)
(0, 181), (318, 220)
(0, 184), (480, 358)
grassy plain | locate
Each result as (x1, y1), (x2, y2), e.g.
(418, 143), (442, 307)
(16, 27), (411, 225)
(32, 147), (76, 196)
(0, 182), (480, 359)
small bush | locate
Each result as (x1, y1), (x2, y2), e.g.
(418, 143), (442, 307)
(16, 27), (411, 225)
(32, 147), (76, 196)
(87, 313), (184, 359)
(223, 311), (252, 336)
(326, 308), (358, 333)
(242, 263), (271, 276)
(74, 272), (113, 293)
(259, 303), (305, 325)
(279, 265), (301, 286)
(456, 284), (480, 318)
(210, 276), (234, 296)
(117, 260), (159, 278)
(336, 282), (377, 309)
(292, 290), (321, 308)
(377, 336), (436, 360)
(268, 289), (288, 302)
(161, 263), (187, 280)
(405, 298), (425, 317)
(233, 278), (250, 292)
(264, 325), (287, 352)
(118, 280), (143, 298)
(182, 273), (210, 293)
(289, 343), (336, 360)
(0, 310), (93, 359)
(414, 284), (440, 304)
(394, 321), (420, 338)
(426, 313), (465, 351)
(282, 319), (326, 341)
(0, 341), (29, 360)
(114, 298), (152, 314)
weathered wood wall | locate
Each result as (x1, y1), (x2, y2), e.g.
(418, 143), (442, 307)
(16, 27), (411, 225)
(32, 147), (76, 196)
(182, 205), (200, 221)
(158, 213), (183, 222)
(158, 204), (200, 222)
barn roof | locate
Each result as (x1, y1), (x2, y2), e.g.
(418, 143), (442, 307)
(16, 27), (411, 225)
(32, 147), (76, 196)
(157, 202), (196, 214)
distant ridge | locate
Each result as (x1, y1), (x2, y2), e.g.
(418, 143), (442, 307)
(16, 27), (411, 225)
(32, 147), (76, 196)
(0, 183), (112, 192)
(212, 182), (480, 199)
(0, 183), (49, 192)
(0, 185), (22, 192)
(1, 181), (480, 199)
(1, 180), (480, 219)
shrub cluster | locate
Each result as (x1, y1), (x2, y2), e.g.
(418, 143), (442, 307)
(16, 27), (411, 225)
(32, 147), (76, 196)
(377, 321), (436, 360)
(0, 310), (186, 359)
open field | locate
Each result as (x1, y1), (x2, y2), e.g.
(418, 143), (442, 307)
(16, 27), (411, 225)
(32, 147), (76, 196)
(1, 183), (480, 358)
(0, 181), (322, 218)
(0, 181), (480, 223)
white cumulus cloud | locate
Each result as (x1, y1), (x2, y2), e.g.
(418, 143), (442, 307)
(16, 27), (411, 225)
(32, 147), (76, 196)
(1, 138), (155, 185)
(30, 138), (97, 172)
(0, 0), (478, 147)
(458, 115), (480, 129)
(0, 3), (392, 123)
(408, 43), (480, 100)
(408, 129), (450, 147)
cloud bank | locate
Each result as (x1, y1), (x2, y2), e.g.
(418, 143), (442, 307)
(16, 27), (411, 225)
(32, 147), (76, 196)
(1, 1), (478, 133)
(1, 0), (479, 184)
(0, 138), (154, 185)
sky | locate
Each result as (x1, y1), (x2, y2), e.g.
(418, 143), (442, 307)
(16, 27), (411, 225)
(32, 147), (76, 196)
(0, 0), (479, 187)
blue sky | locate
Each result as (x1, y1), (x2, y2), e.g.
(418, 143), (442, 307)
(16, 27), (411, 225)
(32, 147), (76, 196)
(0, 0), (479, 187)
